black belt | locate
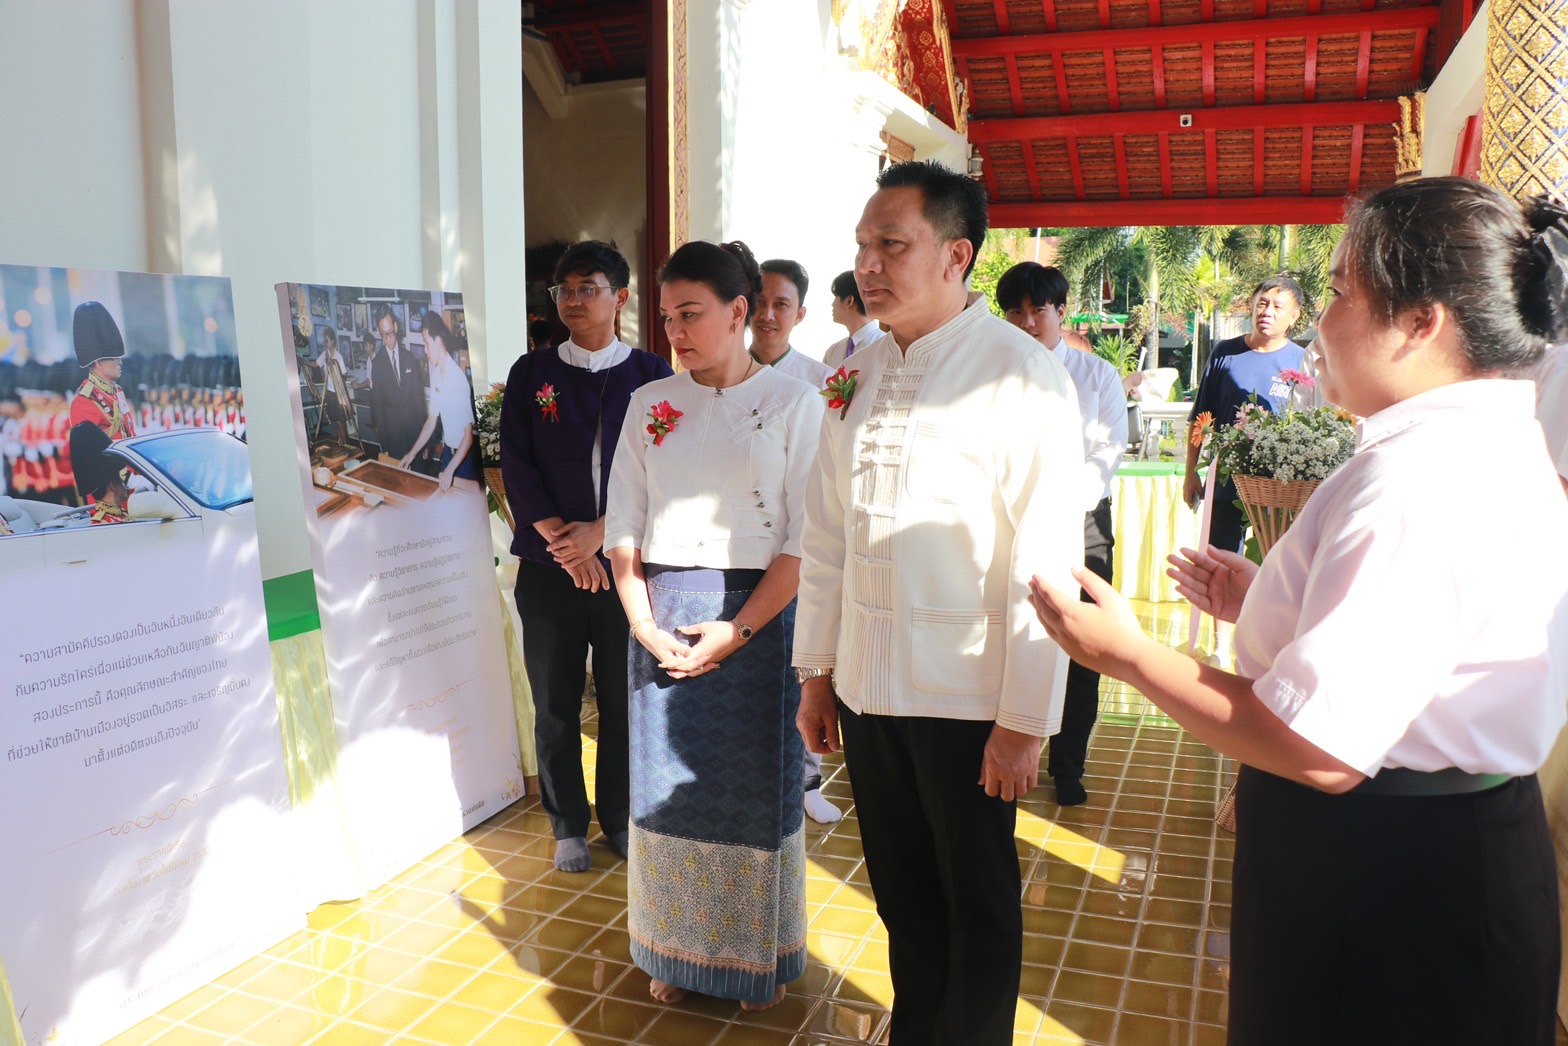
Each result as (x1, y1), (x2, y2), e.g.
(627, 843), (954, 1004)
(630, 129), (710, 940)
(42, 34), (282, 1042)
(1352, 766), (1513, 797)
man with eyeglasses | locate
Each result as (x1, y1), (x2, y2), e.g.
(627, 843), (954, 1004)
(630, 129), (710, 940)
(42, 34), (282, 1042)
(501, 241), (672, 873)
(368, 304), (427, 462)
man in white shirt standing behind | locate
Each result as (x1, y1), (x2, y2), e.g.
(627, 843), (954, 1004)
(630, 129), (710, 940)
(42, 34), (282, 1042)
(751, 259), (833, 388)
(794, 161), (1083, 1045)
(751, 257), (842, 825)
(822, 269), (886, 370)
(997, 262), (1128, 807)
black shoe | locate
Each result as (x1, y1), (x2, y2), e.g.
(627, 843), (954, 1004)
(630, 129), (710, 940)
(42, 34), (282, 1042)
(1054, 776), (1088, 806)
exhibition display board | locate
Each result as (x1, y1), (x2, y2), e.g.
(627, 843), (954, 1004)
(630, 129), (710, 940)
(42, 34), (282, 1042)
(275, 283), (522, 890)
(0, 265), (298, 1045)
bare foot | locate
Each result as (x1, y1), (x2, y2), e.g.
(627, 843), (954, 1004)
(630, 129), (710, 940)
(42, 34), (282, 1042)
(649, 978), (688, 1005)
(739, 985), (787, 1012)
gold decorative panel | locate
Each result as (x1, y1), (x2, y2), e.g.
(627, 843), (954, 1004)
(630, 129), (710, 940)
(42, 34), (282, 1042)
(1481, 0), (1568, 198)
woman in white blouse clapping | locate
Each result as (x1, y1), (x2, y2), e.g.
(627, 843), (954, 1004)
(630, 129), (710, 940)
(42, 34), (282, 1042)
(1030, 177), (1568, 1046)
(605, 240), (823, 1013)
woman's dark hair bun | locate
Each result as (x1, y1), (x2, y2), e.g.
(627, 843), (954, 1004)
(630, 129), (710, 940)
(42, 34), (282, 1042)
(1519, 195), (1568, 343)
(720, 241), (763, 297)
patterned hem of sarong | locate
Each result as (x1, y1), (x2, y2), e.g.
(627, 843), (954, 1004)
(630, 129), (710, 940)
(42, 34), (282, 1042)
(628, 565), (808, 1002)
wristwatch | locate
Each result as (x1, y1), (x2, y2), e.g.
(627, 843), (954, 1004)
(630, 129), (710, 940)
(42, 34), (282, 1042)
(735, 620), (755, 641)
(796, 667), (832, 685)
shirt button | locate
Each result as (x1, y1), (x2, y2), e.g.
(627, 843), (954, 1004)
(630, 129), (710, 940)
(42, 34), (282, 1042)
(751, 409), (759, 416)
(763, 521), (772, 528)
(697, 540), (705, 547)
(756, 501), (765, 508)
(756, 422), (763, 429)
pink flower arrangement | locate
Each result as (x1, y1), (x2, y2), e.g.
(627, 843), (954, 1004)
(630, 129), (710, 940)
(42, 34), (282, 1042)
(1277, 368), (1316, 389)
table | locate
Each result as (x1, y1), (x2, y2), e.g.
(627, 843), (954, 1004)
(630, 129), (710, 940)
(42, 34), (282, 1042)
(1111, 461), (1199, 601)
(1131, 400), (1193, 460)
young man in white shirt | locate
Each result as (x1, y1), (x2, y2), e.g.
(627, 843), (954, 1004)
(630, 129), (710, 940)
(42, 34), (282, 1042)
(752, 259), (833, 389)
(997, 262), (1127, 807)
(794, 161), (1083, 1045)
(822, 270), (886, 370)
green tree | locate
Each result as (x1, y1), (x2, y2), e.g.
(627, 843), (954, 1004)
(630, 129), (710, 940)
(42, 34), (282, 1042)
(1056, 225), (1201, 369)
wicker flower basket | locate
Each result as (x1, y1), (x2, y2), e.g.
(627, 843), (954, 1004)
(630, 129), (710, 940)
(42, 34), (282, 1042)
(1232, 474), (1321, 556)
(483, 466), (515, 531)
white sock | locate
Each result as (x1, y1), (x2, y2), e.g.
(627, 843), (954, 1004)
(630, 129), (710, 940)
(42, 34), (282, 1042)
(803, 788), (842, 824)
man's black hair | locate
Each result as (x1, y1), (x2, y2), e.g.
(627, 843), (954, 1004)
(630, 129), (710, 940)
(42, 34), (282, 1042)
(875, 160), (988, 279)
(831, 270), (865, 315)
(553, 240), (631, 290)
(760, 259), (809, 303)
(994, 262), (1069, 312)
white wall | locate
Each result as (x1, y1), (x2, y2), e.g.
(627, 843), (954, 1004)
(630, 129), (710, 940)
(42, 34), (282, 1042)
(522, 77), (648, 347)
(0, 0), (527, 582)
(703, 0), (968, 360)
(1423, 2), (1490, 178)
(0, 2), (149, 272)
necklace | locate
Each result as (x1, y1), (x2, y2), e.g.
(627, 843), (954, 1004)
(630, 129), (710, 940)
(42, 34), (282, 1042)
(695, 355), (756, 393)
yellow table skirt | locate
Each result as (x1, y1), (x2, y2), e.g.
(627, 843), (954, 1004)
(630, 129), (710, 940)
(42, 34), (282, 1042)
(1112, 468), (1199, 602)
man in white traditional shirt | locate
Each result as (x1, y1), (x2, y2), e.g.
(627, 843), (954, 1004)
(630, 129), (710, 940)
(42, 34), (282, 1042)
(750, 257), (842, 825)
(997, 262), (1128, 807)
(794, 161), (1083, 1045)
(751, 259), (833, 389)
(822, 269), (886, 370)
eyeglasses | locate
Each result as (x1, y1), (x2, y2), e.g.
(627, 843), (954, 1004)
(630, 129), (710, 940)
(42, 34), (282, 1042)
(549, 283), (614, 304)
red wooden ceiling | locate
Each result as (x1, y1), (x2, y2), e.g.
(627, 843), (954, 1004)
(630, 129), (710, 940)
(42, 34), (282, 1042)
(531, 1), (647, 85)
(945, 0), (1477, 225)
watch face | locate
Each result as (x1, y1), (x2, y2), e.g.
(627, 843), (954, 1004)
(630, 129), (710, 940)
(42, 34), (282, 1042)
(738, 623), (754, 640)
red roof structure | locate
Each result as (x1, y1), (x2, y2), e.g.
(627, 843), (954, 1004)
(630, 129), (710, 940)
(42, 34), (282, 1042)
(945, 0), (1478, 224)
(529, 1), (649, 84)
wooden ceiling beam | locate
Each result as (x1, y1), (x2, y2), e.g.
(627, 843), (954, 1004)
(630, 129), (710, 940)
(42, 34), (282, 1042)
(1114, 135), (1131, 197)
(1205, 129), (1219, 195)
(1159, 132), (1174, 196)
(1411, 25), (1431, 79)
(992, 0), (1013, 33)
(1066, 137), (1087, 199)
(1300, 126), (1315, 194)
(1349, 124), (1365, 192)
(1053, 55), (1073, 114)
(969, 99), (1401, 140)
(1202, 40), (1216, 105)
(1153, 44), (1167, 106)
(1005, 54), (1026, 115)
(1354, 30), (1372, 97)
(1253, 128), (1266, 194)
(1305, 34), (1319, 101)
(950, 7), (1439, 57)
(1105, 51), (1122, 110)
(1042, 0), (1060, 32)
(533, 3), (644, 32)
(1254, 39), (1267, 103)
(989, 195), (1354, 227)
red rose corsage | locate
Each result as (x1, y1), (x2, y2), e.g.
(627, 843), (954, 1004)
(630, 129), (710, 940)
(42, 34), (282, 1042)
(821, 367), (860, 420)
(535, 383), (560, 422)
(646, 400), (683, 446)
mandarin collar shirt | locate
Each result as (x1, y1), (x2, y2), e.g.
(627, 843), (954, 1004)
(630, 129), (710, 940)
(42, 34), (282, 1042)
(793, 296), (1085, 737)
(1235, 379), (1568, 775)
(560, 337), (632, 373)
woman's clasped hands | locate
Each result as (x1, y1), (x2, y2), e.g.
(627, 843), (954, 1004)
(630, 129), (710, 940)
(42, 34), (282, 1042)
(635, 619), (746, 679)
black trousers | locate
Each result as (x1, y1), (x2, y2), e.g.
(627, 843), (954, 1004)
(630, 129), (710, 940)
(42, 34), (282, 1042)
(515, 559), (630, 841)
(1208, 478), (1247, 555)
(1229, 767), (1560, 1046)
(837, 704), (1021, 1046)
(1046, 497), (1115, 782)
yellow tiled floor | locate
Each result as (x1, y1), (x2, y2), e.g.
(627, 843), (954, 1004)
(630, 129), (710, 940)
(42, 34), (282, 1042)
(102, 601), (1568, 1045)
